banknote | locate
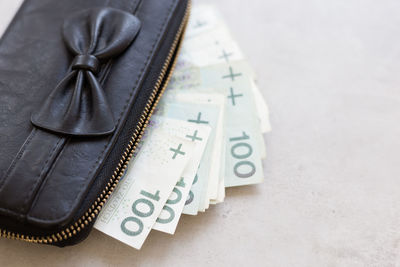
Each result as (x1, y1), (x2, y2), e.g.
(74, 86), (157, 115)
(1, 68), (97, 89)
(94, 125), (195, 249)
(173, 23), (269, 169)
(151, 116), (211, 234)
(155, 95), (224, 213)
(167, 92), (227, 205)
(169, 61), (264, 187)
(176, 6), (271, 134)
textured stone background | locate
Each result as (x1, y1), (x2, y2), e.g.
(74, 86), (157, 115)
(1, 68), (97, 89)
(1, 0), (400, 266)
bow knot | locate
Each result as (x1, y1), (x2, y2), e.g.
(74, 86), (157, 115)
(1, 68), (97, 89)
(31, 8), (141, 136)
(72, 54), (100, 74)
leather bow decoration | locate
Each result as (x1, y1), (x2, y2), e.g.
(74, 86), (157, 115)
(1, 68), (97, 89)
(31, 8), (141, 136)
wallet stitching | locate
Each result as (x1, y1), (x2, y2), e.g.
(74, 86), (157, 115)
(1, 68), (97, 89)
(0, 128), (37, 192)
(30, 0), (177, 221)
(27, 137), (70, 217)
(22, 137), (63, 213)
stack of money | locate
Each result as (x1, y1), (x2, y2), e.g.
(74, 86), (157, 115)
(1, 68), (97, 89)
(94, 4), (271, 250)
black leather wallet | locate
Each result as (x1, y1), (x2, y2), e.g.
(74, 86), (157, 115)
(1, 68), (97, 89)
(0, 0), (190, 246)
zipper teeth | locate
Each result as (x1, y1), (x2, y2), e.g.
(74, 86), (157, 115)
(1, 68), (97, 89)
(0, 1), (191, 245)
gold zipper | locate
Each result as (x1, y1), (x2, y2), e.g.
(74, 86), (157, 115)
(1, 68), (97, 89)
(0, 1), (191, 245)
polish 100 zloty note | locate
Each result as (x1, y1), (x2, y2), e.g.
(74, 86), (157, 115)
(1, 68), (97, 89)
(179, 4), (271, 134)
(167, 92), (226, 205)
(151, 116), (211, 234)
(155, 93), (225, 214)
(94, 123), (195, 249)
(169, 61), (264, 187)
(167, 6), (269, 186)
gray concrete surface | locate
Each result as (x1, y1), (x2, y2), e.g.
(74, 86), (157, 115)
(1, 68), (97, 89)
(1, 0), (400, 266)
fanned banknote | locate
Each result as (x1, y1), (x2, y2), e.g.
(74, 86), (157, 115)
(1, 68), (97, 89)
(156, 94), (225, 213)
(151, 116), (211, 234)
(94, 119), (195, 249)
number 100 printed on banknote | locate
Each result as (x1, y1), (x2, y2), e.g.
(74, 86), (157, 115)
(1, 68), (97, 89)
(95, 125), (195, 249)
